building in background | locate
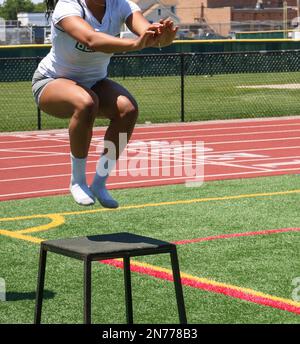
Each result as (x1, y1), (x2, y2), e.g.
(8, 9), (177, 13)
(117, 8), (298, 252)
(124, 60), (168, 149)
(123, 0), (180, 37)
(132, 0), (180, 23)
(0, 17), (5, 44)
(176, 0), (300, 38)
(18, 12), (51, 44)
(17, 12), (50, 27)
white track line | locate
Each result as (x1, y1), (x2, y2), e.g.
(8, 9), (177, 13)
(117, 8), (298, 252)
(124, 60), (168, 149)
(0, 152), (69, 161)
(3, 122), (300, 145)
(0, 188), (70, 198)
(0, 138), (49, 145)
(1, 143), (300, 165)
(1, 143), (300, 164)
(204, 161), (273, 172)
(206, 155), (300, 164)
(1, 166), (300, 199)
(1, 115), (300, 136)
(0, 160), (96, 171)
(207, 145), (300, 154)
(2, 128), (300, 150)
(0, 144), (69, 152)
(1, 134), (300, 156)
(0, 157), (281, 183)
(0, 164), (203, 183)
(2, 153), (299, 173)
(205, 136), (300, 146)
(129, 127), (300, 138)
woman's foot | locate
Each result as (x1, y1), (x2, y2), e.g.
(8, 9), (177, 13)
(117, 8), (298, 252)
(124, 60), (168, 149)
(90, 183), (119, 208)
(70, 183), (95, 206)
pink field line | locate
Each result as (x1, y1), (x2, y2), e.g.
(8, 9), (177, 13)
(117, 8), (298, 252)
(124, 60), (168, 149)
(100, 227), (300, 316)
(173, 227), (300, 245)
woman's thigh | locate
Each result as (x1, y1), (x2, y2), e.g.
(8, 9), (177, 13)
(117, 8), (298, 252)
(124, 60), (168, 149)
(91, 78), (138, 119)
(39, 78), (99, 119)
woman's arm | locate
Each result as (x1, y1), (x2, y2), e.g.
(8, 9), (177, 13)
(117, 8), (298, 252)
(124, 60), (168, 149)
(125, 11), (153, 36)
(58, 15), (160, 53)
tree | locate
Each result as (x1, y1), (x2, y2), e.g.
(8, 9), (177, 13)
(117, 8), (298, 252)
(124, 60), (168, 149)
(0, 0), (35, 20)
(33, 2), (46, 13)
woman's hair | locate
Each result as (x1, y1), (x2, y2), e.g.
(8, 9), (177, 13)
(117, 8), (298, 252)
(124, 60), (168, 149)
(45, 0), (59, 18)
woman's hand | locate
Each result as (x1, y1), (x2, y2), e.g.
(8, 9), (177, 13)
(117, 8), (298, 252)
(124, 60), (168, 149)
(133, 23), (162, 50)
(156, 18), (178, 47)
(131, 20), (178, 51)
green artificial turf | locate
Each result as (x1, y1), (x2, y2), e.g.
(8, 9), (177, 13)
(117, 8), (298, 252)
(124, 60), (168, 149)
(0, 174), (300, 324)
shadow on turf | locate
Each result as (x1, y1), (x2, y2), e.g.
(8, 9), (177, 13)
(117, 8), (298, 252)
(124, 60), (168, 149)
(6, 290), (55, 302)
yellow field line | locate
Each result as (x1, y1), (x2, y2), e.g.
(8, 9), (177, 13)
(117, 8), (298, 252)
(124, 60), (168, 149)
(0, 39), (296, 49)
(1, 189), (300, 224)
(0, 214), (65, 243)
(0, 230), (43, 244)
(1, 189), (300, 244)
(16, 214), (65, 234)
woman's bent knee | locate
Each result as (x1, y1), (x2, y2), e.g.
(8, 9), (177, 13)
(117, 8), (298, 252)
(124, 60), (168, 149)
(118, 96), (139, 120)
(72, 94), (99, 126)
(75, 94), (99, 116)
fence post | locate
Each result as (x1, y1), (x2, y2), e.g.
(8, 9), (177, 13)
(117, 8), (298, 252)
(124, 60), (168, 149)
(37, 107), (42, 130)
(36, 56), (42, 130)
(180, 53), (185, 122)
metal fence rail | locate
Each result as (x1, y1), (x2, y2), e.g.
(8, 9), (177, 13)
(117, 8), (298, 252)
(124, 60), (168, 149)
(1, 51), (300, 132)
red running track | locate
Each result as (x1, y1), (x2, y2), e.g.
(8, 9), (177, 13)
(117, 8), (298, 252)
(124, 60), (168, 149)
(1, 116), (300, 201)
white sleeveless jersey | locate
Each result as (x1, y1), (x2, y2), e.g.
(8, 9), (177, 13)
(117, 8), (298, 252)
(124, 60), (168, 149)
(38, 0), (140, 88)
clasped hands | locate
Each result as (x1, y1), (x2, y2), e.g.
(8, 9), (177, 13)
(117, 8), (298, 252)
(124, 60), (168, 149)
(136, 18), (178, 50)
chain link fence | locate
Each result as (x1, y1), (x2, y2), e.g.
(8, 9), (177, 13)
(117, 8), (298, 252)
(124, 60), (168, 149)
(1, 50), (300, 132)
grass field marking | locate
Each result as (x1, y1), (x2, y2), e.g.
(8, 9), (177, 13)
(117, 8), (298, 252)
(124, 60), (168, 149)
(1, 188), (300, 222)
(0, 230), (43, 244)
(102, 259), (300, 315)
(133, 260), (300, 309)
(16, 214), (65, 234)
(1, 189), (300, 244)
(173, 227), (300, 245)
(0, 213), (65, 243)
(0, 213), (299, 315)
(60, 189), (300, 216)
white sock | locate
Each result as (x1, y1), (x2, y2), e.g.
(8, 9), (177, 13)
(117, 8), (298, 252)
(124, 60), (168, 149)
(90, 155), (119, 208)
(70, 153), (95, 206)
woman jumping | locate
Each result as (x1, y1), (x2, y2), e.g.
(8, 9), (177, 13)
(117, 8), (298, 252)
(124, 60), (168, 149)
(32, 0), (177, 207)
